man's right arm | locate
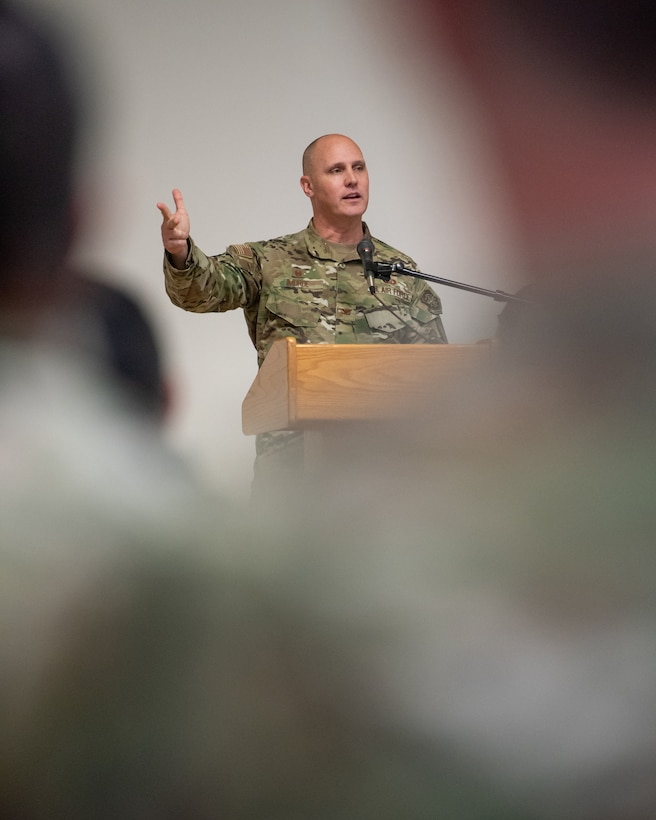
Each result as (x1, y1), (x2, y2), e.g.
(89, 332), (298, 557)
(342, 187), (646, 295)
(157, 190), (261, 314)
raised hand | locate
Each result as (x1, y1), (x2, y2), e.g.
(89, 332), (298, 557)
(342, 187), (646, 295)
(156, 188), (190, 268)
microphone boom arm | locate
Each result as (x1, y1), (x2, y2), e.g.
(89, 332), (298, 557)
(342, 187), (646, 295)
(374, 262), (529, 304)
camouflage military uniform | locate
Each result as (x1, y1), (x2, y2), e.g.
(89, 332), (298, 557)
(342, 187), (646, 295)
(163, 220), (447, 489)
(163, 220), (447, 364)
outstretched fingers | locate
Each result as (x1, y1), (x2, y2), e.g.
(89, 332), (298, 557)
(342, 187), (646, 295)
(172, 188), (185, 212)
(156, 201), (173, 223)
(156, 189), (186, 226)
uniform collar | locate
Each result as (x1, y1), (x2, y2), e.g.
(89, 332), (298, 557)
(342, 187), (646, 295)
(304, 220), (371, 263)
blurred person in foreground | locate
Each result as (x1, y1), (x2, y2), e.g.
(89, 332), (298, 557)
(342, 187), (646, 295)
(247, 2), (656, 818)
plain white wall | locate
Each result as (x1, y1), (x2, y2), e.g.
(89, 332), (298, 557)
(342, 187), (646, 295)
(22, 0), (520, 502)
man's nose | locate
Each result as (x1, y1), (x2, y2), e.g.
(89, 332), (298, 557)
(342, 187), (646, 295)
(344, 168), (357, 185)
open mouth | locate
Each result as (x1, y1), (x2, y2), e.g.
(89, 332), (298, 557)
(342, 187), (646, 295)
(343, 192), (361, 200)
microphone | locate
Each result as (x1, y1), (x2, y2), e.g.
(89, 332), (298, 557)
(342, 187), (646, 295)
(357, 238), (376, 294)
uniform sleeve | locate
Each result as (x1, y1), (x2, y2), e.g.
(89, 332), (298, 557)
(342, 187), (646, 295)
(163, 238), (261, 314)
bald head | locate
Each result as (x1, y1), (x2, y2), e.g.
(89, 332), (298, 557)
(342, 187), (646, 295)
(302, 134), (363, 176)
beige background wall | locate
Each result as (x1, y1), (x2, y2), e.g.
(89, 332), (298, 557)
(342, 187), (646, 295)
(23, 0), (520, 501)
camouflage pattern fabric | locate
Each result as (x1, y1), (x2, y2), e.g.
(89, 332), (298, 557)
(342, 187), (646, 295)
(164, 221), (447, 368)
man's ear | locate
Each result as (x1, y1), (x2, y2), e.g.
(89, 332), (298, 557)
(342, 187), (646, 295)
(300, 175), (313, 198)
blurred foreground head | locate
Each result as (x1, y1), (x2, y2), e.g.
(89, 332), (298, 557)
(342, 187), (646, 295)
(392, 1), (656, 281)
(0, 4), (168, 416)
(0, 2), (78, 300)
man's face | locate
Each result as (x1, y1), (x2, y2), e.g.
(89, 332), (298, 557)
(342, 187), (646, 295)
(301, 136), (369, 225)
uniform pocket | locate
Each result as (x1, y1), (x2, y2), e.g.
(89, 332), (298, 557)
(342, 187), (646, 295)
(265, 283), (329, 329)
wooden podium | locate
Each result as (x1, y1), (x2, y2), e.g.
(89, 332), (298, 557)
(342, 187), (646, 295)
(242, 338), (488, 464)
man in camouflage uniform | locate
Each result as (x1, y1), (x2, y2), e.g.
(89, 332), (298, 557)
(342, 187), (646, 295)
(157, 134), (447, 487)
